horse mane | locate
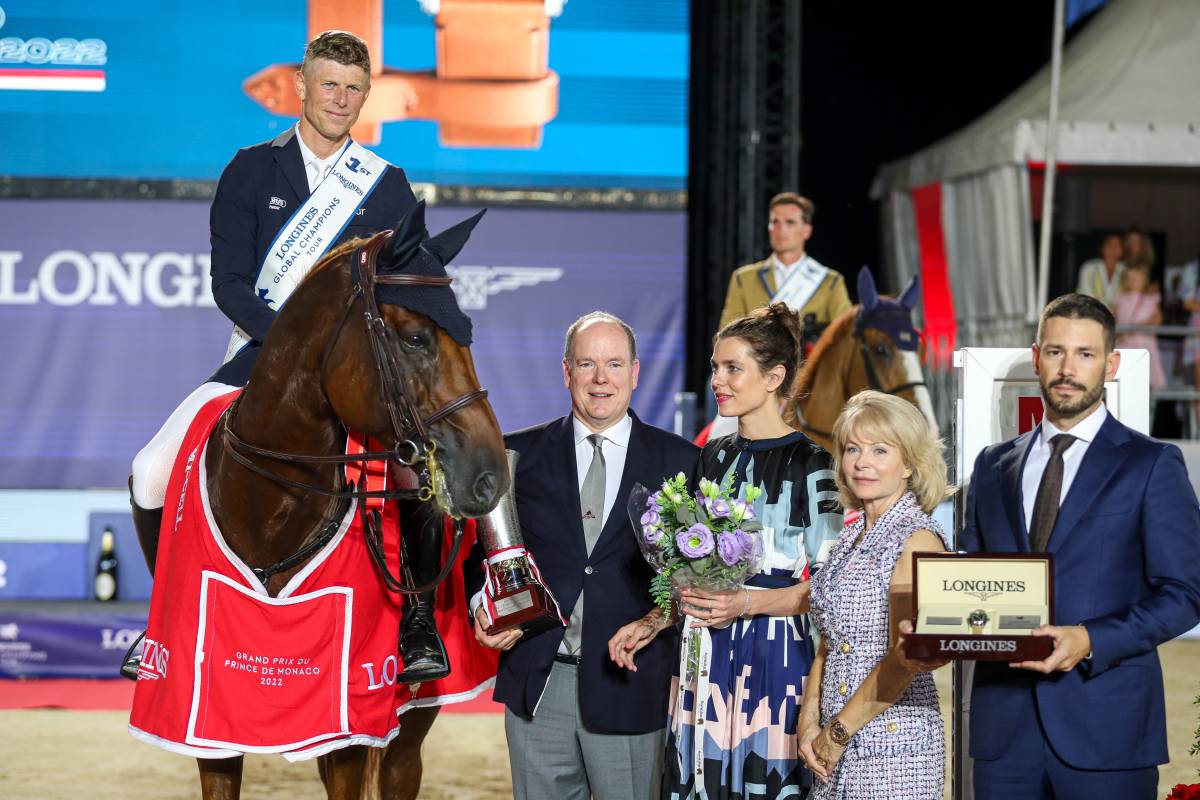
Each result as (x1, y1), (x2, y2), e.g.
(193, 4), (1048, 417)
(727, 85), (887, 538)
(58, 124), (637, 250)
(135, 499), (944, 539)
(297, 236), (372, 287)
(792, 305), (858, 400)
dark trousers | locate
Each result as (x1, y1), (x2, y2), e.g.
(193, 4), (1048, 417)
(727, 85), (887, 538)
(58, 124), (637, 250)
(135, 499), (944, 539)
(972, 687), (1158, 800)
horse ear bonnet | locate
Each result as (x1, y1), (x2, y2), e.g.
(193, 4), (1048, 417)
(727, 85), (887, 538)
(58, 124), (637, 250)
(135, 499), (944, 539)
(374, 202), (484, 347)
(852, 266), (922, 352)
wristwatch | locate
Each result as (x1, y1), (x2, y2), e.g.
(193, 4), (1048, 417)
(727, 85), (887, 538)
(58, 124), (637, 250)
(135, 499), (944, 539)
(829, 719), (851, 746)
(968, 608), (989, 635)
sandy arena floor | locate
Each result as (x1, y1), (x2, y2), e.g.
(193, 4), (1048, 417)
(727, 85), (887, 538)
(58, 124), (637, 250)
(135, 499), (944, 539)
(1, 640), (1196, 799)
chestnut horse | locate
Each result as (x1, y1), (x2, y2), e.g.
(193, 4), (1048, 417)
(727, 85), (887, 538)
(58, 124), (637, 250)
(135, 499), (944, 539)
(195, 209), (507, 799)
(791, 267), (938, 452)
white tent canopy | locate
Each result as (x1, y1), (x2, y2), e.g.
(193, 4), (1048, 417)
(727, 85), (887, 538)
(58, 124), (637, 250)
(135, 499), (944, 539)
(875, 0), (1200, 193)
(873, 0), (1200, 387)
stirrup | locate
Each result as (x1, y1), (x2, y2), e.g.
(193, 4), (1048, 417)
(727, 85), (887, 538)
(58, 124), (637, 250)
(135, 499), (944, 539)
(119, 630), (146, 682)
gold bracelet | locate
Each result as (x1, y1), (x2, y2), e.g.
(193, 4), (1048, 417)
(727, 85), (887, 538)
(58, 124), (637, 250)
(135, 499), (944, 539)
(741, 588), (752, 618)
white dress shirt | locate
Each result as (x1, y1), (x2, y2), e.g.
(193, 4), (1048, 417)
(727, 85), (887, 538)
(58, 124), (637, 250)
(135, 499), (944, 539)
(1021, 403), (1109, 530)
(294, 124), (342, 193)
(771, 252), (808, 289)
(468, 413), (632, 620)
(572, 412), (632, 527)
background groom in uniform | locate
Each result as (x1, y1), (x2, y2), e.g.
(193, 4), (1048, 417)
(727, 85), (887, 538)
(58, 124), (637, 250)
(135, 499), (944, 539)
(961, 293), (1200, 800)
(469, 311), (697, 799)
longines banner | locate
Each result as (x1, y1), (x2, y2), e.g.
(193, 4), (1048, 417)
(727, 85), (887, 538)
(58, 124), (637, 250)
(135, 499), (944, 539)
(0, 199), (686, 488)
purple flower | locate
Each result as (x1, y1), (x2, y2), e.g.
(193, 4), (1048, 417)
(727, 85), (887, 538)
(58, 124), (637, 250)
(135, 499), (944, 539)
(716, 532), (743, 566)
(646, 494), (661, 510)
(640, 509), (660, 527)
(735, 528), (763, 563)
(705, 498), (732, 519)
(642, 525), (660, 546)
(676, 523), (714, 558)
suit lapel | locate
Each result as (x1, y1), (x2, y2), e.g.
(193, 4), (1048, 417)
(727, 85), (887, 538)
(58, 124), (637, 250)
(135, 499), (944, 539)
(999, 432), (1036, 552)
(549, 415), (588, 560)
(1048, 414), (1127, 552)
(756, 259), (775, 299)
(272, 133), (311, 204)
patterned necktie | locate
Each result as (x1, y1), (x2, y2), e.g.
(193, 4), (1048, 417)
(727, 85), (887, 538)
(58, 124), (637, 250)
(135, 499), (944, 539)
(1029, 434), (1077, 552)
(562, 434), (606, 656)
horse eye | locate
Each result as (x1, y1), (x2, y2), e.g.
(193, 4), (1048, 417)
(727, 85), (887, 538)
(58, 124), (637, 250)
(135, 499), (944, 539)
(874, 344), (889, 357)
(401, 333), (429, 350)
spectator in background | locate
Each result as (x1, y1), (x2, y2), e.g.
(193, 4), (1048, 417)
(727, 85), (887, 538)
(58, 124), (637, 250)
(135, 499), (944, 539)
(1123, 226), (1157, 272)
(1114, 265), (1166, 390)
(1075, 233), (1125, 309)
(1178, 261), (1200, 423)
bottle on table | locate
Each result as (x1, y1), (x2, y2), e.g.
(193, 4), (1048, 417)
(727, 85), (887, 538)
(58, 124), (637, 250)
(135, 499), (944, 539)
(94, 528), (118, 602)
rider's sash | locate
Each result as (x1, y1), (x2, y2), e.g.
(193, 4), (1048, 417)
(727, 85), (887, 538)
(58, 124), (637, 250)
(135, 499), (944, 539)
(223, 140), (389, 363)
(771, 254), (830, 312)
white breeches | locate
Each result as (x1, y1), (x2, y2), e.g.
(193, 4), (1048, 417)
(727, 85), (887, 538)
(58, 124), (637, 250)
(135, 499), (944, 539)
(131, 381), (238, 509)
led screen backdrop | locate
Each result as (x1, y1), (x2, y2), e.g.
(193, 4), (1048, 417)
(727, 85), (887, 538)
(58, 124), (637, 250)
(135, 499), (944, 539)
(0, 199), (686, 488)
(0, 0), (689, 188)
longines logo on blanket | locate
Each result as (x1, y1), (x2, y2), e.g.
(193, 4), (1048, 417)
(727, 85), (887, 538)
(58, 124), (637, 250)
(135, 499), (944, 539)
(446, 265), (564, 310)
(138, 637), (170, 680)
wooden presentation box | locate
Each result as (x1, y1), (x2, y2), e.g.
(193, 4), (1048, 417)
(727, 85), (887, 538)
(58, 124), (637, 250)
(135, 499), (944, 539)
(903, 552), (1054, 661)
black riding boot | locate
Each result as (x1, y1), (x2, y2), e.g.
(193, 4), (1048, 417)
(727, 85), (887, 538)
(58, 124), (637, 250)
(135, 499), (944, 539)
(128, 476), (163, 577)
(123, 476), (164, 681)
(396, 501), (450, 683)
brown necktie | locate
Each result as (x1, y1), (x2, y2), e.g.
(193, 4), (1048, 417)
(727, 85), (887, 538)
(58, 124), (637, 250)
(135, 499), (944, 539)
(1029, 434), (1077, 552)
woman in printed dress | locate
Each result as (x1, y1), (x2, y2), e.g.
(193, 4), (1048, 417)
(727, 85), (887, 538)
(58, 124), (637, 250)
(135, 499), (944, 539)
(663, 303), (843, 799)
(801, 390), (950, 799)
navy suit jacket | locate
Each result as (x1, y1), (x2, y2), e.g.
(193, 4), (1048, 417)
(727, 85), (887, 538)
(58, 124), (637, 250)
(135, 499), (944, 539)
(466, 411), (698, 734)
(207, 127), (417, 385)
(961, 411), (1200, 769)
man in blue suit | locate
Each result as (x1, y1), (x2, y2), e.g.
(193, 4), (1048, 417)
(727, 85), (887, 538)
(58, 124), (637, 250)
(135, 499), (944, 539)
(131, 31), (447, 679)
(961, 293), (1200, 799)
(468, 311), (698, 800)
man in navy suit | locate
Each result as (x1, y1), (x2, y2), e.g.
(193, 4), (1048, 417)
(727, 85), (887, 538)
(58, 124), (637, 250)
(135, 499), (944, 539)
(961, 293), (1200, 799)
(468, 311), (698, 800)
(131, 31), (443, 678)
(207, 31), (418, 388)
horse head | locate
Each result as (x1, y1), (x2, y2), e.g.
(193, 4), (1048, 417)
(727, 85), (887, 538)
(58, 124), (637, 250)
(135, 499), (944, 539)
(793, 267), (938, 450)
(320, 202), (509, 518)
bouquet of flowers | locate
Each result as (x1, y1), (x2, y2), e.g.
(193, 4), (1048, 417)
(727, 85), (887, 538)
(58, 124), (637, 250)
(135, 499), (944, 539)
(628, 472), (766, 617)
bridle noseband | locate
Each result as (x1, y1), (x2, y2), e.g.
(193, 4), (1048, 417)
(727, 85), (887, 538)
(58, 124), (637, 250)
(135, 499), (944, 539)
(220, 229), (490, 593)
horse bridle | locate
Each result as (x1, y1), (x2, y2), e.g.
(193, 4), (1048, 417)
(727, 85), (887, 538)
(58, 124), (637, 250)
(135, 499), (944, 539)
(797, 309), (926, 440)
(220, 229), (489, 593)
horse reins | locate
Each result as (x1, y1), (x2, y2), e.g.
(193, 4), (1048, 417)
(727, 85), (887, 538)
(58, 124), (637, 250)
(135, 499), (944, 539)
(220, 229), (489, 594)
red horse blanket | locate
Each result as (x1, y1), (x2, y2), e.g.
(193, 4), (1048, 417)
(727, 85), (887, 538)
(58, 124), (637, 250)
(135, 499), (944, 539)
(129, 391), (497, 760)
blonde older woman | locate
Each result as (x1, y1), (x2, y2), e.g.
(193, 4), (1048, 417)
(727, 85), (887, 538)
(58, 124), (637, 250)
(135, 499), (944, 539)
(800, 390), (951, 799)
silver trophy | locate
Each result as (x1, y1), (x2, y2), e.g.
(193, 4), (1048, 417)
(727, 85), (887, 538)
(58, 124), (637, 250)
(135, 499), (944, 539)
(476, 450), (562, 635)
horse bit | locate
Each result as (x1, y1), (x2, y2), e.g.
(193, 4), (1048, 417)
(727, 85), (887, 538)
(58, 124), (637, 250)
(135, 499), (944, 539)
(220, 229), (488, 594)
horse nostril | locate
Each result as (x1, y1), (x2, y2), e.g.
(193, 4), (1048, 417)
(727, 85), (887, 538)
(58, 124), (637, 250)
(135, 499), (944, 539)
(473, 471), (499, 505)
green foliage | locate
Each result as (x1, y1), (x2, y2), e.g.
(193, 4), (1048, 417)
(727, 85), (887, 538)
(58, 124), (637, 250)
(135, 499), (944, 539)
(1191, 688), (1200, 776)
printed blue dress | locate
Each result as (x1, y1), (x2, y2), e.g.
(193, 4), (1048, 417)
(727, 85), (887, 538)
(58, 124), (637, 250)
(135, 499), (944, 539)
(664, 431), (842, 799)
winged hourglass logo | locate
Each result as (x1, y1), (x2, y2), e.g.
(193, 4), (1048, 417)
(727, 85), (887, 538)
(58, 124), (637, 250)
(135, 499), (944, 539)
(447, 266), (563, 311)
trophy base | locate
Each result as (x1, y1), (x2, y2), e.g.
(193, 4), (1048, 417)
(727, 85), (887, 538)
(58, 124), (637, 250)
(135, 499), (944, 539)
(903, 632), (1054, 661)
(485, 584), (561, 637)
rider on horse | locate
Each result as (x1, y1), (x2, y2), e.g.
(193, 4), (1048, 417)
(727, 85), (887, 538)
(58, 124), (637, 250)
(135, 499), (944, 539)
(129, 30), (450, 682)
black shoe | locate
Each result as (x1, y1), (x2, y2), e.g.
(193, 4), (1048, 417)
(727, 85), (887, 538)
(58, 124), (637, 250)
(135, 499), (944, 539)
(397, 594), (450, 683)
